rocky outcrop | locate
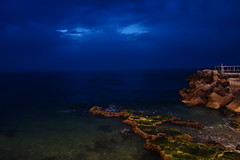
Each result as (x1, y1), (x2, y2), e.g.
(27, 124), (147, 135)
(89, 106), (131, 118)
(171, 120), (203, 129)
(179, 69), (240, 113)
(89, 106), (240, 159)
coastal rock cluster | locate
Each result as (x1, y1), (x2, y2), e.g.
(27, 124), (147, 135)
(179, 69), (240, 112)
(89, 106), (240, 159)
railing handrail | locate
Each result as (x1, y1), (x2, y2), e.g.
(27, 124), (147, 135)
(215, 65), (240, 74)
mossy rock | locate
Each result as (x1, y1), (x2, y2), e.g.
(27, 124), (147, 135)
(218, 151), (240, 160)
(128, 114), (177, 125)
(148, 136), (227, 160)
(89, 106), (240, 160)
(138, 125), (186, 138)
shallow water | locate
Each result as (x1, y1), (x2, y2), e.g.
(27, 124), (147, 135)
(0, 69), (239, 160)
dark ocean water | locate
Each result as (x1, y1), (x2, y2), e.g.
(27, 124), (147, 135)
(0, 69), (239, 160)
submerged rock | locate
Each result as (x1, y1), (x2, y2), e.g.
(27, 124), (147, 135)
(89, 106), (240, 159)
(120, 128), (133, 136)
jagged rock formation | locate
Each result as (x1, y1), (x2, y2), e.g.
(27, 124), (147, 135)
(89, 106), (240, 160)
(179, 69), (240, 112)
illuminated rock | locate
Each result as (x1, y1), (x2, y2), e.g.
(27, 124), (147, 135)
(89, 106), (240, 159)
(226, 99), (240, 113)
(180, 69), (239, 113)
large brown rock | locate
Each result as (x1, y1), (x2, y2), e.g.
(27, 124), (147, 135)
(208, 92), (221, 102)
(213, 75), (219, 82)
(200, 84), (212, 92)
(179, 89), (189, 98)
(226, 99), (240, 112)
(230, 88), (240, 99)
(212, 85), (225, 95)
(182, 96), (207, 106)
(194, 89), (208, 98)
(189, 81), (195, 88)
(206, 92), (221, 109)
(212, 70), (219, 76)
(180, 69), (240, 112)
(207, 92), (234, 108)
(206, 101), (221, 109)
(194, 80), (205, 89)
(221, 94), (234, 106)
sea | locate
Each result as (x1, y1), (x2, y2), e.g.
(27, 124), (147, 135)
(0, 69), (240, 160)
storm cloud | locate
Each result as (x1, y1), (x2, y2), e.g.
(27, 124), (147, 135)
(1, 0), (240, 71)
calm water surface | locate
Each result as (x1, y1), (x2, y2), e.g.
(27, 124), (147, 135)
(0, 70), (239, 160)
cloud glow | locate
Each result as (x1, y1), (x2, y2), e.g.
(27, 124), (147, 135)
(119, 24), (148, 35)
(73, 27), (90, 34)
(56, 27), (91, 38)
(56, 29), (68, 33)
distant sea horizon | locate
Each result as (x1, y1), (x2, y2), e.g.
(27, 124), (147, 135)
(0, 67), (208, 73)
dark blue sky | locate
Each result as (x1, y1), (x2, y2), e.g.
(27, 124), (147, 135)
(1, 0), (240, 71)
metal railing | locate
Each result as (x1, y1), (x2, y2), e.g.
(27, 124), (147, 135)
(215, 64), (240, 74)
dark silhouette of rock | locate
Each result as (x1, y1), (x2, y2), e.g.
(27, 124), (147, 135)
(236, 145), (240, 151)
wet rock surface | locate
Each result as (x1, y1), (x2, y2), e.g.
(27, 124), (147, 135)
(230, 118), (240, 131)
(89, 106), (240, 160)
(120, 128), (134, 136)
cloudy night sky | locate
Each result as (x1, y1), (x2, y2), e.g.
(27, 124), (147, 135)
(0, 0), (240, 72)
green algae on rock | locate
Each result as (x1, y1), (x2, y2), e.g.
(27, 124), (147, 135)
(145, 137), (225, 160)
(144, 130), (240, 160)
(89, 106), (240, 160)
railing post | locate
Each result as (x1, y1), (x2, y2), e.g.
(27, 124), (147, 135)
(221, 64), (224, 73)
